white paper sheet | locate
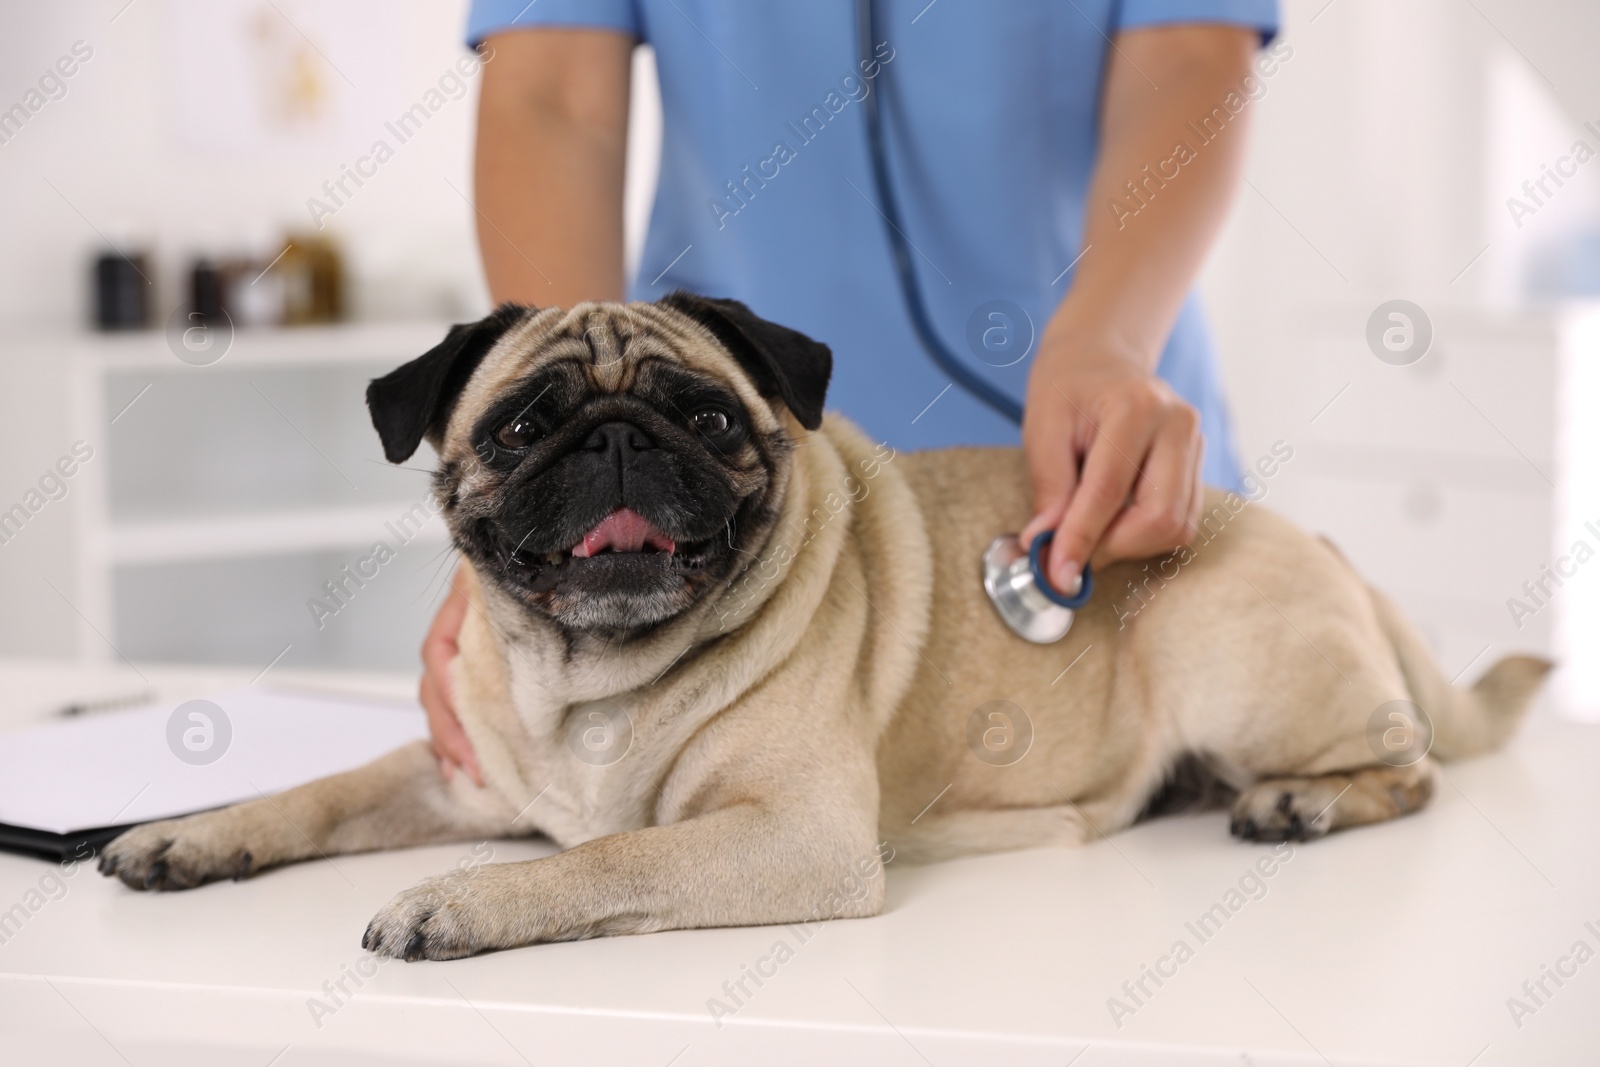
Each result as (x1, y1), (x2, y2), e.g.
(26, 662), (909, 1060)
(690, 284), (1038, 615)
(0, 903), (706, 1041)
(0, 688), (427, 834)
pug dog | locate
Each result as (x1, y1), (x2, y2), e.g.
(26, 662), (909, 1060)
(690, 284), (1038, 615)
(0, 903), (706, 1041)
(99, 294), (1551, 960)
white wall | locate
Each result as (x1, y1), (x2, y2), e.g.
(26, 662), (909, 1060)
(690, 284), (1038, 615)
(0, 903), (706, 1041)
(0, 1), (494, 327)
(1204, 0), (1600, 454)
(1201, 0), (1600, 715)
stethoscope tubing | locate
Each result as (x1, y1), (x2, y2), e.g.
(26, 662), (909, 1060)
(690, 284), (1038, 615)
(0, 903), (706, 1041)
(855, 0), (1026, 428)
(856, 0), (1095, 616)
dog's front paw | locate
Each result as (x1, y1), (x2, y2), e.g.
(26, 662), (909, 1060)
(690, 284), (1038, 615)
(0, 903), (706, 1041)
(363, 868), (506, 962)
(99, 816), (257, 891)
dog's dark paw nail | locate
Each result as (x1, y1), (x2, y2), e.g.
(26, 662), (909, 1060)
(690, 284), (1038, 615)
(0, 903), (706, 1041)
(1287, 813), (1305, 840)
(143, 861), (168, 890)
(232, 852), (253, 881)
(362, 923), (376, 951)
(403, 931), (428, 962)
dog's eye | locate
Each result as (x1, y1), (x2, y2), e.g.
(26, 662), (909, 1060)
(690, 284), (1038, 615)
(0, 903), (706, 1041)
(692, 408), (731, 436)
(494, 416), (538, 450)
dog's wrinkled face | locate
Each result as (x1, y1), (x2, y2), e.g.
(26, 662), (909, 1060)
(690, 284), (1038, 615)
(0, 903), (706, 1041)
(367, 293), (831, 636)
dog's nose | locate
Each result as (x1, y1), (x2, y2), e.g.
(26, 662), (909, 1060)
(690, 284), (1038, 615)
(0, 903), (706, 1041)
(584, 421), (655, 456)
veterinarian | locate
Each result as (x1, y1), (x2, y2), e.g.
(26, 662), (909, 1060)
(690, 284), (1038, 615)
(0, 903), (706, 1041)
(423, 0), (1282, 782)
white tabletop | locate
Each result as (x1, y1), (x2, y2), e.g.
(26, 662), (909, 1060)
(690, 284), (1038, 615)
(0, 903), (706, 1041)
(1, 657), (1595, 1067)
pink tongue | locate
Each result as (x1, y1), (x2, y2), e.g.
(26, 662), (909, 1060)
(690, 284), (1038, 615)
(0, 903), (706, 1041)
(571, 507), (676, 558)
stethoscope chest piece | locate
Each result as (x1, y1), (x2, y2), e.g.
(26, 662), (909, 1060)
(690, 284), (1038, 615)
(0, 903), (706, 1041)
(982, 531), (1094, 644)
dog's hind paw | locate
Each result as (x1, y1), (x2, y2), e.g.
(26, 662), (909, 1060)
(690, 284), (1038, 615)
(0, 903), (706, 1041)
(1229, 762), (1436, 842)
(1229, 780), (1336, 842)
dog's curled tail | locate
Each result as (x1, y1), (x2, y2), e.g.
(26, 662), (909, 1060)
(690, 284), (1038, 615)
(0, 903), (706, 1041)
(1367, 583), (1553, 761)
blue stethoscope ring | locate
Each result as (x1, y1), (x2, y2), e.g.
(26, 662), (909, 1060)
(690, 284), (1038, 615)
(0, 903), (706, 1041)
(982, 532), (1095, 644)
(1026, 531), (1095, 610)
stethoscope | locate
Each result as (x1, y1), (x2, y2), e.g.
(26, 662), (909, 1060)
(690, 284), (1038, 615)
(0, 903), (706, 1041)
(855, 0), (1092, 643)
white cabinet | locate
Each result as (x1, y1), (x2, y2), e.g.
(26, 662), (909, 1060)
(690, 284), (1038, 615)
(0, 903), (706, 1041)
(1234, 304), (1560, 687)
(68, 323), (452, 674)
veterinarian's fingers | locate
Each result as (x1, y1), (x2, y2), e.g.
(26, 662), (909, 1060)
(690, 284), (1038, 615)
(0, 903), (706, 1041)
(1184, 435), (1207, 539)
(420, 574), (482, 786)
(1020, 429), (1079, 552)
(421, 671), (453, 779)
(421, 672), (449, 776)
(1021, 493), (1070, 554)
(1049, 407), (1153, 589)
(1021, 375), (1091, 555)
(1096, 403), (1201, 563)
(422, 672), (482, 786)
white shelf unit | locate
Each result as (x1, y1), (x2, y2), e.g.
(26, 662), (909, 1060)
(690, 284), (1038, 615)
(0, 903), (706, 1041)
(68, 321), (455, 671)
(1229, 301), (1562, 689)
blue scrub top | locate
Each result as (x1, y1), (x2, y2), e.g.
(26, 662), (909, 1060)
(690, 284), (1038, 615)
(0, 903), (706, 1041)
(467, 0), (1279, 489)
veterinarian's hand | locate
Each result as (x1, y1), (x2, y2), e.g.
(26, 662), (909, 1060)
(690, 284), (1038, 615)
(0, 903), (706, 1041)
(1020, 338), (1204, 593)
(1019, 24), (1256, 593)
(421, 571), (482, 786)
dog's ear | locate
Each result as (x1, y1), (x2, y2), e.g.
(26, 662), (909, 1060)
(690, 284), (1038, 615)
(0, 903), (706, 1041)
(367, 304), (528, 463)
(660, 291), (832, 431)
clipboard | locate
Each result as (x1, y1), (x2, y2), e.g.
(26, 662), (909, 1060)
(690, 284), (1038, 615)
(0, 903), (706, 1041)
(0, 687), (428, 862)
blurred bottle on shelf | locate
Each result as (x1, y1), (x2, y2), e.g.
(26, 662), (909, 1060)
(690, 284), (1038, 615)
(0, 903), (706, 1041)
(188, 259), (226, 324)
(277, 234), (344, 324)
(92, 251), (152, 331)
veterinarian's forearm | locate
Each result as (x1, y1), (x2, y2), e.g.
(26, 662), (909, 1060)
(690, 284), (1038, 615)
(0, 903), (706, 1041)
(474, 29), (634, 306)
(1044, 24), (1257, 367)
